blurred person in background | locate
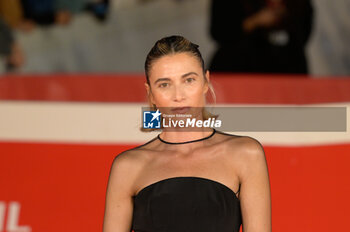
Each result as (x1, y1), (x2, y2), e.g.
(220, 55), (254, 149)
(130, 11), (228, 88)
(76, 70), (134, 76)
(209, 0), (313, 74)
(19, 0), (109, 32)
(20, 0), (79, 29)
(0, 0), (23, 28)
(0, 18), (25, 72)
(85, 0), (109, 22)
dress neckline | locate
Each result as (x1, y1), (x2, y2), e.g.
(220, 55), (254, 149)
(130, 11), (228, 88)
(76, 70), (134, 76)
(133, 176), (240, 201)
(157, 128), (216, 145)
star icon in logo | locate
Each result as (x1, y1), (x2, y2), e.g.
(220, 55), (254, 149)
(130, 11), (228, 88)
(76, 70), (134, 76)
(150, 109), (161, 122)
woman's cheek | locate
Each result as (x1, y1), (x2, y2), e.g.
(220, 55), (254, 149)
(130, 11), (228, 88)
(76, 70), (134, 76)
(188, 85), (203, 98)
(156, 91), (172, 105)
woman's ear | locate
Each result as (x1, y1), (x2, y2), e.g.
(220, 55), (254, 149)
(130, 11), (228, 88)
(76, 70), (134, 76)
(145, 82), (151, 96)
(205, 70), (210, 83)
(204, 70), (210, 94)
(145, 82), (155, 105)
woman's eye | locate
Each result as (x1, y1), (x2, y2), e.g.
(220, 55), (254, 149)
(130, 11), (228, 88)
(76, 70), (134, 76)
(186, 77), (195, 83)
(159, 83), (168, 88)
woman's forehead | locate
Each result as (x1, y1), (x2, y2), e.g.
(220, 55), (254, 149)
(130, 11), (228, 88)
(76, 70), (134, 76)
(149, 53), (202, 77)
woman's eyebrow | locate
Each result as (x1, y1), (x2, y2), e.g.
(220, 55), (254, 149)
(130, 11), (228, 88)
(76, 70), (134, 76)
(182, 72), (198, 78)
(154, 78), (171, 84)
(154, 72), (198, 84)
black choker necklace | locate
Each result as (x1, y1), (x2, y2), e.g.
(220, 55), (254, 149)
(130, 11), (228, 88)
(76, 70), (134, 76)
(157, 128), (216, 145)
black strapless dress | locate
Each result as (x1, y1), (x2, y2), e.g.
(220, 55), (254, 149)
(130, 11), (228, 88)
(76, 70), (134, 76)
(131, 176), (242, 232)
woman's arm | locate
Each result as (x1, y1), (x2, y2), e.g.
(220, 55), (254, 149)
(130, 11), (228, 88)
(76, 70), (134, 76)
(103, 151), (136, 232)
(239, 137), (272, 232)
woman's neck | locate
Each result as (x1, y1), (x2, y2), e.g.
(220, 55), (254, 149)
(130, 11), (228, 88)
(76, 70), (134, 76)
(158, 128), (215, 144)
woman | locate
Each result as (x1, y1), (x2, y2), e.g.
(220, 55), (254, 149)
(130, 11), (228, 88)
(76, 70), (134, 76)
(103, 35), (271, 232)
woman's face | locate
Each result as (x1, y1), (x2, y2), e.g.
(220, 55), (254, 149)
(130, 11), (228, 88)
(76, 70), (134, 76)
(145, 52), (209, 114)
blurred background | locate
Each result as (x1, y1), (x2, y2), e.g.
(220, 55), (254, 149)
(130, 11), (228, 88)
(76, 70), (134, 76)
(0, 0), (349, 75)
(0, 1), (350, 232)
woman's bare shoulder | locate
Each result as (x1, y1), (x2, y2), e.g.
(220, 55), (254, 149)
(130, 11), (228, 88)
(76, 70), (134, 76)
(226, 135), (267, 181)
(111, 135), (159, 171)
(107, 137), (159, 197)
(234, 135), (265, 155)
(112, 136), (158, 167)
(215, 131), (266, 169)
(215, 130), (264, 153)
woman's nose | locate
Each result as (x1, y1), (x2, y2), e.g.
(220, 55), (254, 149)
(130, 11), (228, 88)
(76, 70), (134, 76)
(173, 85), (185, 102)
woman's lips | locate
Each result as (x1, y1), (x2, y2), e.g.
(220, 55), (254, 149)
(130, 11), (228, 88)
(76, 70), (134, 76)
(171, 107), (191, 114)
